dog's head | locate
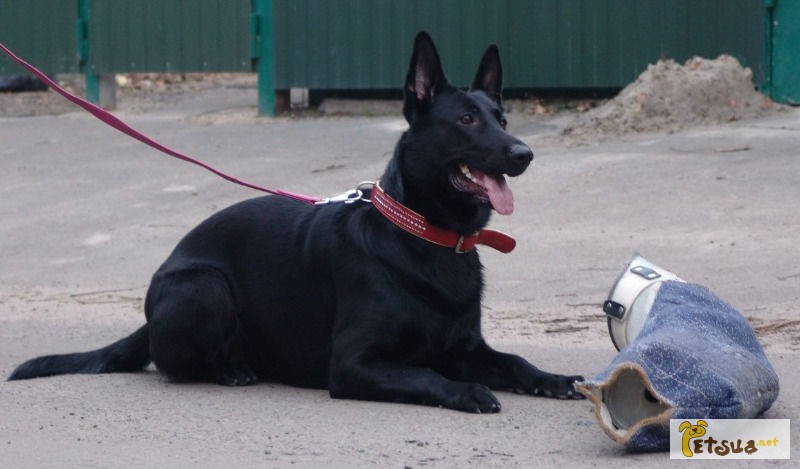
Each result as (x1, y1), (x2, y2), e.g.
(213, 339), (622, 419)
(391, 32), (533, 233)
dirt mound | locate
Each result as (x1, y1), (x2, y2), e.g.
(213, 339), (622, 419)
(562, 55), (778, 141)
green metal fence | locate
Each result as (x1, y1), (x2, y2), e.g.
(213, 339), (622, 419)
(77, 0), (254, 106)
(272, 0), (765, 90)
(0, 0), (775, 115)
(1, 0), (260, 108)
(84, 0), (251, 73)
(0, 0), (78, 74)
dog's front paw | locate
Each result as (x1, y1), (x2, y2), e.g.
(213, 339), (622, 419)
(532, 374), (585, 400)
(445, 382), (501, 413)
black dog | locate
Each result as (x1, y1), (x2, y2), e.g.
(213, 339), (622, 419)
(9, 32), (583, 412)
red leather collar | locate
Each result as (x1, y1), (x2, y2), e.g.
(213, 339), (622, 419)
(370, 181), (516, 254)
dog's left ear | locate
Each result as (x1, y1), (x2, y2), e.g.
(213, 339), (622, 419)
(471, 44), (503, 106)
(403, 31), (448, 123)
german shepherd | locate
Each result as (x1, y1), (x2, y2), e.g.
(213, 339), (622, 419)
(9, 32), (583, 412)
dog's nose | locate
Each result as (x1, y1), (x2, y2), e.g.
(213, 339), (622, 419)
(508, 143), (534, 166)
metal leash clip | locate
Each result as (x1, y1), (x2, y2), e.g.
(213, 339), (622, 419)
(315, 181), (374, 205)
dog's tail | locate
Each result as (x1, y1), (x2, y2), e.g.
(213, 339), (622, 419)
(8, 325), (151, 381)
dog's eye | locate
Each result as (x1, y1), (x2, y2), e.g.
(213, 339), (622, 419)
(499, 117), (508, 130)
(459, 113), (474, 125)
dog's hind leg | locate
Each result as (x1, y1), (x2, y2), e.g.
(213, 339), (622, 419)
(145, 267), (257, 386)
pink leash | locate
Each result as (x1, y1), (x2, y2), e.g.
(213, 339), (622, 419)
(0, 42), (321, 205)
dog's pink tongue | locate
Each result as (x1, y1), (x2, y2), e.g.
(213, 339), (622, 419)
(471, 169), (514, 215)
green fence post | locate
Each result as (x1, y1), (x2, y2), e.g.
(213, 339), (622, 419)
(77, 0), (98, 103)
(764, 0), (800, 104)
(78, 0), (116, 108)
(251, 0), (275, 116)
(763, 0), (776, 96)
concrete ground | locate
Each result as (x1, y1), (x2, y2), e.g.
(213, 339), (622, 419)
(0, 84), (798, 468)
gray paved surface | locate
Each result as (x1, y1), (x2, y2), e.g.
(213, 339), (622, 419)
(0, 87), (797, 467)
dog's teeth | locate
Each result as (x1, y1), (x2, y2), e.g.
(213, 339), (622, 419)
(459, 164), (477, 183)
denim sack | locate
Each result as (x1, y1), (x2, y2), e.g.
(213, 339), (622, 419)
(576, 281), (780, 451)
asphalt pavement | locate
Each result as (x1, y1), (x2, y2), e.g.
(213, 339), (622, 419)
(0, 86), (798, 467)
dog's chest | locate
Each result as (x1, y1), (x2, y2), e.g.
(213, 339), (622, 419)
(391, 302), (480, 367)
(389, 254), (483, 343)
(387, 257), (482, 314)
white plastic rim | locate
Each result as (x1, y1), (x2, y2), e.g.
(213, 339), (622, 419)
(606, 254), (682, 350)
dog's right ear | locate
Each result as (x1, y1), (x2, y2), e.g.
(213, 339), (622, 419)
(403, 31), (448, 123)
(471, 44), (503, 106)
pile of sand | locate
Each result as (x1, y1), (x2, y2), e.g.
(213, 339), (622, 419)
(562, 55), (778, 141)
